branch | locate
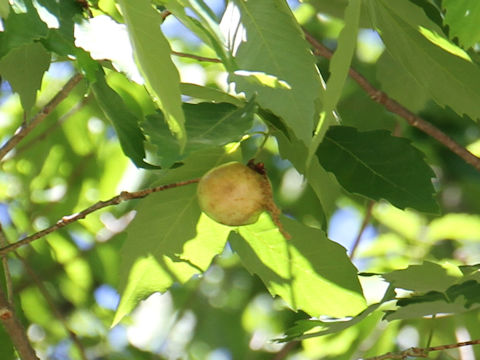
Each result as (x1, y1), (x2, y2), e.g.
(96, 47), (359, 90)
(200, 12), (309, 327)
(304, 32), (480, 173)
(171, 51), (221, 63)
(0, 288), (39, 360)
(14, 252), (88, 360)
(350, 201), (374, 260)
(12, 95), (91, 159)
(362, 339), (480, 360)
(0, 224), (13, 303)
(0, 73), (84, 161)
(0, 178), (200, 255)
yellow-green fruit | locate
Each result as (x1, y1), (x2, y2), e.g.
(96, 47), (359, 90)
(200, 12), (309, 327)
(197, 162), (267, 226)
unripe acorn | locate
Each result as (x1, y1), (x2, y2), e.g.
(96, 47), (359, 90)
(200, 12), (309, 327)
(197, 162), (267, 226)
(197, 161), (291, 239)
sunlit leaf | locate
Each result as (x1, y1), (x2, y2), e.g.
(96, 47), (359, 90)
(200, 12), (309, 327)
(114, 149), (236, 325)
(366, 0), (480, 122)
(230, 214), (366, 318)
(117, 0), (187, 149)
(224, 0), (323, 144)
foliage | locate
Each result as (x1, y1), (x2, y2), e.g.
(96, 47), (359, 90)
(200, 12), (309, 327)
(0, 0), (479, 359)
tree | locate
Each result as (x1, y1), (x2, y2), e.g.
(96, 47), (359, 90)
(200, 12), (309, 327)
(0, 0), (480, 359)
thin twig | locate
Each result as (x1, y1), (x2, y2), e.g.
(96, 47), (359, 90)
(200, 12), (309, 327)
(0, 224), (13, 304)
(272, 341), (299, 360)
(0, 178), (200, 255)
(362, 339), (480, 360)
(171, 50), (221, 63)
(0, 288), (39, 360)
(12, 95), (91, 159)
(14, 252), (88, 360)
(0, 73), (84, 162)
(350, 201), (375, 260)
(304, 31), (480, 173)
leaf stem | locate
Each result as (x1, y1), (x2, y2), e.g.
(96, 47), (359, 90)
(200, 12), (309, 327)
(0, 179), (200, 255)
(171, 51), (222, 63)
(304, 31), (480, 173)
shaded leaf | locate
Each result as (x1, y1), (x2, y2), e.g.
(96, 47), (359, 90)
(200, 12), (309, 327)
(382, 261), (462, 293)
(180, 83), (243, 106)
(91, 72), (156, 169)
(144, 99), (255, 167)
(117, 0), (186, 149)
(274, 128), (340, 221)
(230, 214), (366, 318)
(224, 0), (323, 144)
(280, 302), (382, 342)
(443, 0), (480, 49)
(317, 126), (439, 213)
(376, 51), (428, 113)
(366, 0), (480, 122)
(310, 0), (361, 160)
(0, 42), (50, 114)
(0, 0), (48, 58)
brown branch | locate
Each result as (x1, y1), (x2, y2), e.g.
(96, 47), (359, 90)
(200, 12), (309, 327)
(272, 341), (299, 360)
(0, 288), (39, 360)
(362, 339), (480, 360)
(304, 31), (480, 173)
(171, 50), (221, 63)
(0, 178), (200, 255)
(0, 73), (84, 162)
(350, 201), (374, 260)
(0, 224), (13, 304)
(14, 252), (88, 360)
(12, 95), (91, 159)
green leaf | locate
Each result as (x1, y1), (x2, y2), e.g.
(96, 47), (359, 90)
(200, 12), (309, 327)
(281, 302), (383, 342)
(91, 71), (156, 169)
(317, 126), (439, 213)
(366, 0), (480, 122)
(114, 150), (235, 326)
(0, 42), (50, 114)
(116, 0), (186, 150)
(166, 0), (233, 69)
(427, 214), (480, 242)
(309, 0), (361, 163)
(382, 261), (462, 293)
(224, 0), (323, 144)
(443, 0), (480, 49)
(230, 214), (366, 318)
(274, 128), (340, 220)
(144, 99), (255, 167)
(0, 0), (9, 18)
(376, 51), (428, 113)
(307, 0), (371, 27)
(180, 83), (243, 106)
(0, 1), (48, 58)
